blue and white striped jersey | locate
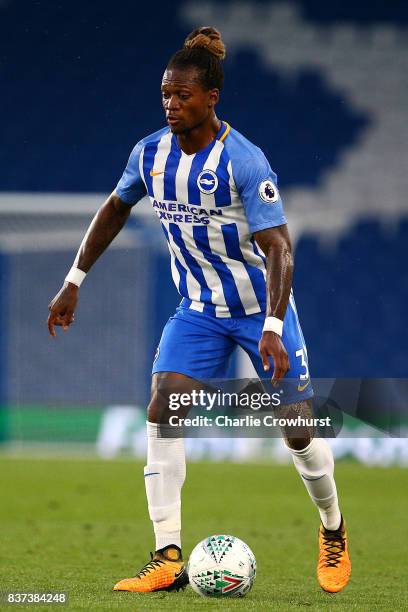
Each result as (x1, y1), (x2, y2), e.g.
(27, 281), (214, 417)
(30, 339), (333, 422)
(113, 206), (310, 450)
(116, 121), (287, 318)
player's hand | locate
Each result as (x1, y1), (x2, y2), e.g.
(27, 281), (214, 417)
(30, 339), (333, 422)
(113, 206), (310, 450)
(258, 331), (290, 385)
(47, 283), (79, 337)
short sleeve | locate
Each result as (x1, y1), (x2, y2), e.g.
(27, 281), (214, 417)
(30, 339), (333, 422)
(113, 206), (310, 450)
(233, 152), (287, 234)
(115, 141), (146, 206)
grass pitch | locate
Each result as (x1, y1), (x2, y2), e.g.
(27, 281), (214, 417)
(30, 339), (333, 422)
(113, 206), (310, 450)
(0, 455), (407, 611)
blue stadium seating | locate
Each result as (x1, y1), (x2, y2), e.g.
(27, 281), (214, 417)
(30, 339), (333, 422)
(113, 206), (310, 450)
(0, 1), (371, 192)
(294, 218), (408, 376)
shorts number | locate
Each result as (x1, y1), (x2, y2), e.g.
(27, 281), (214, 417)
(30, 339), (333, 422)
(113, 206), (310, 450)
(295, 348), (309, 382)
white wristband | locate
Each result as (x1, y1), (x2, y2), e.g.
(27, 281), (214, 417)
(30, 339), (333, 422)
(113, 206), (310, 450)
(262, 316), (283, 337)
(65, 266), (86, 288)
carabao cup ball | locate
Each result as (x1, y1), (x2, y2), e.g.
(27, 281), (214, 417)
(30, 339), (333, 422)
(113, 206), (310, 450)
(187, 534), (256, 597)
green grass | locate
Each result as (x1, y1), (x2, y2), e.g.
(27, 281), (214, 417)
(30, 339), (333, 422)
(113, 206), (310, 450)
(0, 456), (407, 611)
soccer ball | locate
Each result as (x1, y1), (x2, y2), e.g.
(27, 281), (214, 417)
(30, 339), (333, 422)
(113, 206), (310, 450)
(187, 534), (256, 597)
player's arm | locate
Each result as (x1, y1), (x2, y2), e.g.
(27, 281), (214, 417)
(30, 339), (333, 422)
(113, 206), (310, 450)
(230, 148), (292, 382)
(48, 139), (145, 337)
(47, 193), (131, 337)
(254, 224), (293, 384)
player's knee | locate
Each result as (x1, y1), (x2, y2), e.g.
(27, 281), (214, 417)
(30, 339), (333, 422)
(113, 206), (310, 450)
(148, 372), (193, 424)
(148, 373), (173, 423)
(147, 397), (160, 423)
(285, 435), (312, 451)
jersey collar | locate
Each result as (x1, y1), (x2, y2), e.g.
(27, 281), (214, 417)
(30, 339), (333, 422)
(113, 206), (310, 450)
(172, 120), (231, 157)
(218, 120), (231, 142)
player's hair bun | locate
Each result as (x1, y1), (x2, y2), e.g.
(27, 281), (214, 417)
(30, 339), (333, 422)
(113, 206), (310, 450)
(184, 27), (226, 60)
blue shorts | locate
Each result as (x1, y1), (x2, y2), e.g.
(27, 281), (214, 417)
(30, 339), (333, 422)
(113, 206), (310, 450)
(152, 297), (313, 406)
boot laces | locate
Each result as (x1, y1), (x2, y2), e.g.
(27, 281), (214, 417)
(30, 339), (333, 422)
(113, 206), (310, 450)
(322, 531), (345, 568)
(136, 552), (165, 578)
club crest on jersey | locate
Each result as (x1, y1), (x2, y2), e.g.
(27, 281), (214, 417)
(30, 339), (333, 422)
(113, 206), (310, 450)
(258, 179), (279, 204)
(197, 169), (218, 194)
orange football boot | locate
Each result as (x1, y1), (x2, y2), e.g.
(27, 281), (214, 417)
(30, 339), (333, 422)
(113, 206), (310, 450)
(113, 545), (188, 593)
(317, 517), (351, 593)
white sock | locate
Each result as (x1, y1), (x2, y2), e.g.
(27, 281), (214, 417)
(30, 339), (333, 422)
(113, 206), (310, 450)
(288, 437), (342, 531)
(145, 421), (186, 551)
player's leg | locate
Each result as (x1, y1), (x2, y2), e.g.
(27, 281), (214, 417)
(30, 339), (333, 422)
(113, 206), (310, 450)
(114, 371), (197, 593)
(232, 307), (343, 529)
(269, 298), (349, 592)
(274, 399), (341, 531)
(275, 401), (350, 593)
(114, 308), (235, 593)
(232, 300), (350, 592)
(143, 372), (197, 558)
